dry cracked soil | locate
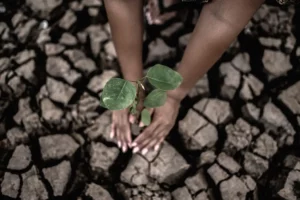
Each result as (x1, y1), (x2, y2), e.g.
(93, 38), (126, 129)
(0, 0), (300, 200)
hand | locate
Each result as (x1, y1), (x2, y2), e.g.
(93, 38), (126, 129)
(110, 84), (145, 153)
(110, 109), (132, 153)
(131, 95), (181, 155)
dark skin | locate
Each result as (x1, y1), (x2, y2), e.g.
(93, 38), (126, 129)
(104, 0), (265, 154)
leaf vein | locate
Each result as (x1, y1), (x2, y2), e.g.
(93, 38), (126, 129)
(116, 81), (127, 100)
(146, 76), (172, 86)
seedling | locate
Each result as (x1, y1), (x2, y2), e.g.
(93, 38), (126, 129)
(100, 64), (183, 126)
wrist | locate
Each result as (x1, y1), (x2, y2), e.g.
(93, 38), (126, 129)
(167, 86), (188, 102)
(123, 74), (143, 82)
(123, 71), (144, 82)
(121, 63), (144, 82)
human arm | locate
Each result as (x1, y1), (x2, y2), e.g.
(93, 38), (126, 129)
(131, 0), (265, 154)
(169, 0), (265, 100)
(104, 0), (144, 81)
(104, 0), (144, 152)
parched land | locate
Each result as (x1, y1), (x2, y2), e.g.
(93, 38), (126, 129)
(0, 0), (300, 199)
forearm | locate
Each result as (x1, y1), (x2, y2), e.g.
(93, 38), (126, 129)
(168, 0), (264, 100)
(104, 0), (144, 81)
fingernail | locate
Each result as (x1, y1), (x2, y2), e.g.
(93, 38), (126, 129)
(131, 142), (137, 147)
(118, 141), (121, 148)
(141, 148), (148, 155)
(154, 19), (161, 24)
(133, 147), (139, 153)
(122, 145), (127, 153)
(129, 116), (135, 124)
(154, 144), (160, 151)
(139, 122), (144, 127)
(110, 132), (113, 139)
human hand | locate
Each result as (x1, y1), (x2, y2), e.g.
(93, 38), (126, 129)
(110, 109), (132, 153)
(110, 85), (145, 153)
(130, 95), (181, 155)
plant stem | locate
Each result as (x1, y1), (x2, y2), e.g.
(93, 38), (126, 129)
(134, 83), (141, 124)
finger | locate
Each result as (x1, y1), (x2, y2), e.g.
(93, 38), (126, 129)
(112, 112), (119, 145)
(129, 114), (135, 124)
(137, 136), (155, 155)
(145, 138), (159, 152)
(154, 19), (162, 24)
(119, 126), (128, 153)
(122, 115), (132, 152)
(140, 125), (163, 153)
(139, 121), (144, 128)
(124, 127), (132, 150)
(110, 123), (115, 139)
(145, 12), (153, 24)
(154, 132), (167, 151)
(116, 125), (122, 148)
(154, 143), (160, 151)
(132, 122), (159, 153)
(132, 121), (158, 146)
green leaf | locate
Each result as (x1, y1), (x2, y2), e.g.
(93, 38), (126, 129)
(99, 94), (107, 108)
(144, 89), (167, 108)
(146, 64), (183, 90)
(102, 78), (137, 110)
(141, 109), (151, 126)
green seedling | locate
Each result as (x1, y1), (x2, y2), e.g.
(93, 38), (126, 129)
(100, 64), (183, 125)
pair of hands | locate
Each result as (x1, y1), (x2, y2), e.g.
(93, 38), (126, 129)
(110, 93), (180, 155)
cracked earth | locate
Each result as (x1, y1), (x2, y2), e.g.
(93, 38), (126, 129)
(0, 0), (300, 199)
